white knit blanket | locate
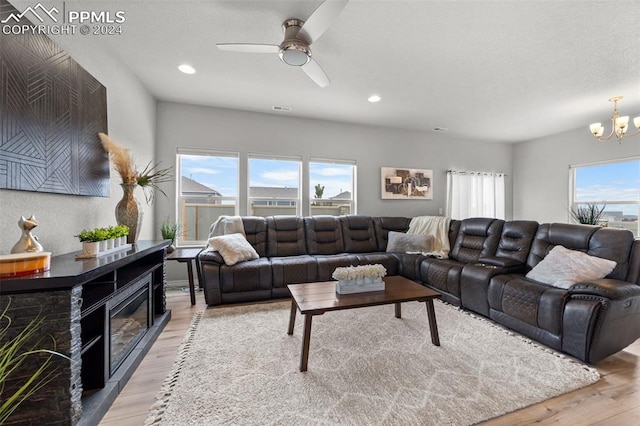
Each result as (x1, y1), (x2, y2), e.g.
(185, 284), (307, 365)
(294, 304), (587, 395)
(407, 215), (451, 258)
(208, 215), (245, 238)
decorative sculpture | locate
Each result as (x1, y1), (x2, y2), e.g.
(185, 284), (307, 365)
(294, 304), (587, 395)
(11, 215), (44, 253)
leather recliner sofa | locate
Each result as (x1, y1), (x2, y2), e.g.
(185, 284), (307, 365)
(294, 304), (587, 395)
(197, 214), (640, 364)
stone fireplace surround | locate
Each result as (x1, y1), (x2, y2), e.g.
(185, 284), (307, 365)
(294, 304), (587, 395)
(0, 240), (170, 425)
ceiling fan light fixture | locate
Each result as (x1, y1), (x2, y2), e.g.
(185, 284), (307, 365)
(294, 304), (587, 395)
(178, 64), (196, 74)
(278, 43), (311, 66)
(367, 94), (381, 103)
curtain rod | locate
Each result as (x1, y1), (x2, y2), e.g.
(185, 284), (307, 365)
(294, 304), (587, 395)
(446, 170), (508, 176)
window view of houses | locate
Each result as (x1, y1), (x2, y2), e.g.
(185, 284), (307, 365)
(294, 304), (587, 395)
(178, 154), (355, 243)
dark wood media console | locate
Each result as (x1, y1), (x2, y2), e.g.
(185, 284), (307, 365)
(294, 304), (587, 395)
(0, 240), (171, 425)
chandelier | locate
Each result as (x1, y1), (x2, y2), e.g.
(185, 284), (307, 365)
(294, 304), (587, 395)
(589, 96), (640, 142)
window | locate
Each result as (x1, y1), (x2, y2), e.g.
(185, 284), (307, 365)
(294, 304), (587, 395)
(446, 170), (506, 220)
(177, 150), (239, 245)
(248, 155), (301, 217)
(309, 159), (356, 216)
(570, 158), (639, 236)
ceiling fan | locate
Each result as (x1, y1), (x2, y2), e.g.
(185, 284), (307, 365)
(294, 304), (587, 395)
(216, 0), (348, 88)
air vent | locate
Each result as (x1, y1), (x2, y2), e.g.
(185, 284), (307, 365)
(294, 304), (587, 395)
(432, 127), (448, 132)
(272, 105), (293, 112)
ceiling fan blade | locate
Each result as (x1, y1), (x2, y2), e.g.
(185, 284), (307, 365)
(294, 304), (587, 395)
(216, 43), (280, 53)
(298, 0), (348, 44)
(302, 58), (330, 88)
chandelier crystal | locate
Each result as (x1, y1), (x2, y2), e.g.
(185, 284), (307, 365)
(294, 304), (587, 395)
(589, 96), (640, 143)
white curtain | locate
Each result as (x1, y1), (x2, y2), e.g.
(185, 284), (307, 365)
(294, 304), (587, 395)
(446, 170), (505, 220)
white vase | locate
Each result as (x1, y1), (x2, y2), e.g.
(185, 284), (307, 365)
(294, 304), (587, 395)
(83, 242), (99, 256)
(98, 240), (107, 252)
(107, 238), (115, 250)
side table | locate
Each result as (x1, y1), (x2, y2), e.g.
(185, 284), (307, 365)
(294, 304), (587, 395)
(166, 247), (204, 305)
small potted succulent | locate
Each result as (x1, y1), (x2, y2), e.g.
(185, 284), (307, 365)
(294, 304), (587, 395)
(112, 224), (129, 247)
(76, 225), (130, 256)
(75, 229), (102, 255)
(160, 218), (180, 253)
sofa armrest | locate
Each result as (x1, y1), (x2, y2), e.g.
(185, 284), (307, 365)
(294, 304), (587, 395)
(477, 256), (524, 270)
(197, 250), (225, 305)
(198, 249), (225, 265)
(569, 279), (640, 301)
(460, 263), (523, 316)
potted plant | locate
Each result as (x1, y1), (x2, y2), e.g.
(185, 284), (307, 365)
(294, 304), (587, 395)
(0, 302), (70, 423)
(160, 218), (180, 253)
(570, 203), (606, 225)
(115, 224), (129, 246)
(99, 133), (172, 243)
(75, 229), (101, 255)
(76, 225), (129, 255)
(94, 228), (110, 252)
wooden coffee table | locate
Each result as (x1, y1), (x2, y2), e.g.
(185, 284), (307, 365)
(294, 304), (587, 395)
(287, 275), (441, 372)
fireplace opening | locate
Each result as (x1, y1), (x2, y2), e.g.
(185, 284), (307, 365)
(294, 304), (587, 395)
(108, 275), (151, 375)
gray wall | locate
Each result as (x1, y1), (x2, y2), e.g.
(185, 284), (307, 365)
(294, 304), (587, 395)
(0, 36), (157, 255)
(513, 126), (639, 224)
(155, 101), (514, 222)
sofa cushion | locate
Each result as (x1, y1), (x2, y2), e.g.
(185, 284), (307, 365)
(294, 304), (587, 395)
(340, 215), (378, 253)
(207, 233), (259, 266)
(386, 231), (434, 253)
(242, 216), (268, 257)
(314, 254), (359, 281)
(305, 216), (345, 255)
(219, 257), (272, 293)
(270, 255), (317, 288)
(450, 218), (504, 263)
(526, 223), (597, 270)
(354, 253), (400, 276)
(372, 217), (411, 251)
(420, 258), (465, 302)
(494, 220), (539, 264)
(587, 227), (635, 280)
(266, 216), (306, 257)
(526, 245), (617, 289)
(488, 274), (567, 338)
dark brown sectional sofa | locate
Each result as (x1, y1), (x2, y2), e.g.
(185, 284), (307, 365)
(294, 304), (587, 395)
(197, 215), (640, 364)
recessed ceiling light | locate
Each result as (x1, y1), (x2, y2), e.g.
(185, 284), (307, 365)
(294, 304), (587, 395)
(178, 64), (196, 74)
(432, 127), (448, 132)
(367, 94), (381, 103)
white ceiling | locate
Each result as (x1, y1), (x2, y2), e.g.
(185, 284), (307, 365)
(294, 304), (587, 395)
(14, 0), (640, 143)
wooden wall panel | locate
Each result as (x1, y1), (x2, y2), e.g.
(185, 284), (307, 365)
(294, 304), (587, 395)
(0, 0), (109, 196)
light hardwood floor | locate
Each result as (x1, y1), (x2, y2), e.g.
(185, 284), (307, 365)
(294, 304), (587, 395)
(100, 288), (640, 425)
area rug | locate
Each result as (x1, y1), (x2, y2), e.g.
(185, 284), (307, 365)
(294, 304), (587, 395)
(145, 300), (599, 425)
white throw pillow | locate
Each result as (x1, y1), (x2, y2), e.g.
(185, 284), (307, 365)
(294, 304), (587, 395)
(386, 231), (435, 253)
(526, 245), (616, 289)
(207, 233), (259, 266)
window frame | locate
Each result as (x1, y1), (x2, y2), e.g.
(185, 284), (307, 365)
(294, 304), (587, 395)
(176, 148), (239, 246)
(308, 157), (357, 216)
(247, 153), (302, 217)
(569, 156), (639, 236)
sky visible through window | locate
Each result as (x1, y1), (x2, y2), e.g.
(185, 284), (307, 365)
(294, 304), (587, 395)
(249, 158), (300, 189)
(309, 162), (353, 199)
(180, 155), (238, 196)
(575, 159), (639, 217)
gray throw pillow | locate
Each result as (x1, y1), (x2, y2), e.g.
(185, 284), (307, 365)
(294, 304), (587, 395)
(525, 245), (616, 289)
(386, 231), (435, 253)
